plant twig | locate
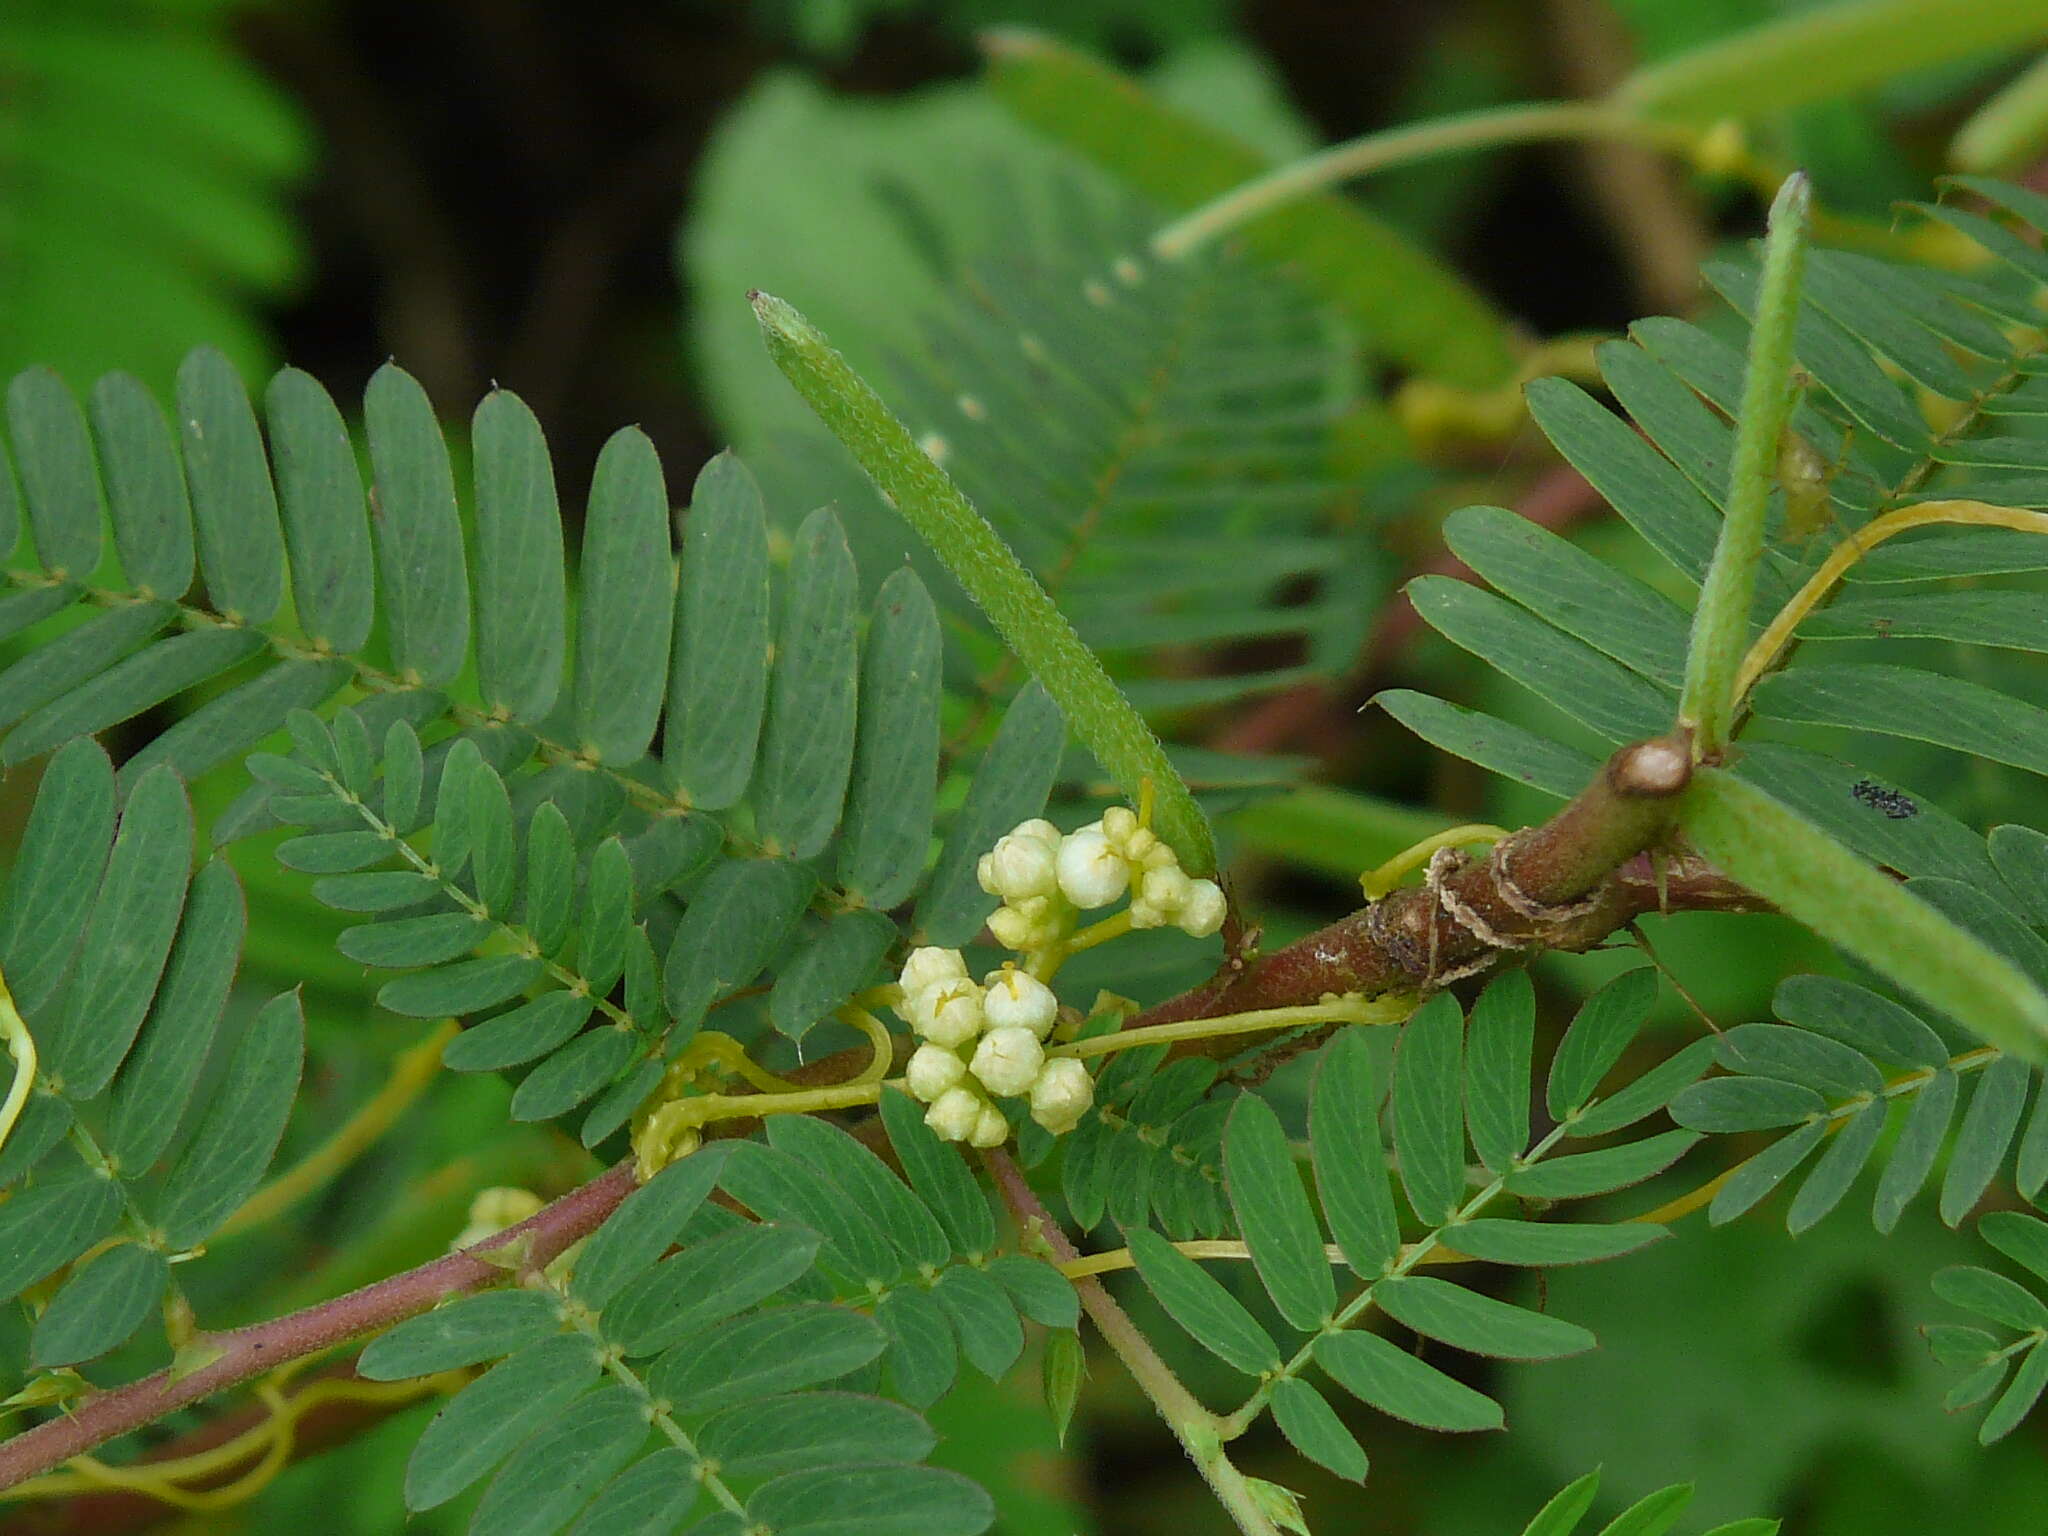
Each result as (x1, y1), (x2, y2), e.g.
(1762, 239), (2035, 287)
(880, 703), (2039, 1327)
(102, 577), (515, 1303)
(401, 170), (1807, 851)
(985, 1151), (1282, 1536)
(0, 1163), (635, 1492)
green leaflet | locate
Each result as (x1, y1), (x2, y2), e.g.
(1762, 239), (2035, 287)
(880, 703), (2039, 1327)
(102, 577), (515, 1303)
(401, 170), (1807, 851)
(522, 801), (575, 955)
(983, 30), (1515, 388)
(1942, 1056), (2032, 1226)
(770, 908), (894, 1044)
(1519, 1470), (1601, 1536)
(1268, 1377), (1368, 1483)
(1313, 1328), (1502, 1433)
(155, 989), (304, 1248)
(568, 1147), (731, 1312)
(667, 451), (771, 810)
(404, 1335), (601, 1512)
(0, 736), (116, 1018)
(29, 1241), (166, 1368)
(0, 1178), (123, 1300)
(1715, 1023), (1884, 1099)
(1877, 1069), (1957, 1233)
(1372, 690), (1597, 801)
(365, 363), (469, 686)
(663, 858), (815, 1034)
(1670, 1077), (1826, 1133)
(7, 365), (105, 577)
(574, 425), (671, 764)
(916, 681), (1064, 946)
(510, 1028), (638, 1122)
(357, 1290), (563, 1380)
(176, 346), (286, 624)
(1615, 0), (2048, 126)
(838, 568), (941, 909)
(1410, 575), (1674, 745)
(3, 625), (267, 768)
(646, 1303), (886, 1415)
(336, 912), (490, 969)
(90, 371), (193, 599)
(442, 992), (594, 1074)
(568, 1451), (700, 1536)
(1772, 974), (1949, 1070)
(878, 1285), (960, 1409)
(766, 1114), (951, 1274)
(1710, 1120), (1829, 1225)
(1393, 992), (1466, 1226)
(756, 506), (859, 859)
(754, 292), (1213, 877)
(469, 1385), (648, 1536)
(695, 1392), (935, 1481)
(1547, 968), (1658, 1120)
(934, 1265), (1024, 1379)
(472, 390), (567, 723)
(1372, 1275), (1595, 1361)
(377, 955), (543, 1018)
(1787, 1100), (1887, 1234)
(1752, 664), (2048, 781)
(1127, 1227), (1280, 1377)
(1223, 1092), (1335, 1331)
(106, 858), (244, 1170)
(265, 366), (374, 655)
(115, 655), (353, 789)
(878, 1085), (997, 1258)
(0, 599), (175, 735)
(1934, 1263), (2048, 1332)
(719, 1141), (900, 1288)
(745, 1463), (993, 1536)
(1505, 1130), (1700, 1200)
(1443, 505), (1690, 689)
(1680, 768), (2048, 1061)
(1449, 1220), (1667, 1267)
(1310, 1028), (1400, 1279)
(43, 764), (192, 1098)
(1464, 970), (1533, 1176)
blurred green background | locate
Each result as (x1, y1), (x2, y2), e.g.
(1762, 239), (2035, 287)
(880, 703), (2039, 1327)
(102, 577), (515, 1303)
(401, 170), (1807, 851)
(5, 1), (2047, 1533)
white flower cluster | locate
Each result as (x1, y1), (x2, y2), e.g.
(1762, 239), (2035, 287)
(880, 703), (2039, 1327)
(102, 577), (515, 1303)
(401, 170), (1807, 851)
(975, 811), (1226, 952)
(896, 947), (1093, 1145)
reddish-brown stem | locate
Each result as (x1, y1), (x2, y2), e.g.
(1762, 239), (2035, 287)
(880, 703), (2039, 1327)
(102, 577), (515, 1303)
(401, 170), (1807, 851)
(0, 1163), (635, 1493)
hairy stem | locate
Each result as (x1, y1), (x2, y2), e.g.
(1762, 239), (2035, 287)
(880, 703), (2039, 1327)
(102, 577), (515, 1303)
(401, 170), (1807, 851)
(986, 1152), (1281, 1536)
(0, 1163), (635, 1492)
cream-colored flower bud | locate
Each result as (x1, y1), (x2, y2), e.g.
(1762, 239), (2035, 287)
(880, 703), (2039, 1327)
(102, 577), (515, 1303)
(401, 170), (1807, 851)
(925, 1085), (985, 1142)
(982, 967), (1058, 1038)
(1101, 806), (1139, 848)
(970, 1025), (1045, 1098)
(968, 1103), (1012, 1148)
(1010, 817), (1061, 845)
(980, 827), (1059, 900)
(1029, 1057), (1094, 1134)
(905, 1043), (968, 1103)
(987, 904), (1038, 951)
(1056, 824), (1128, 908)
(917, 979), (986, 1048)
(1178, 879), (1227, 938)
(1129, 865), (1192, 929)
(899, 946), (968, 996)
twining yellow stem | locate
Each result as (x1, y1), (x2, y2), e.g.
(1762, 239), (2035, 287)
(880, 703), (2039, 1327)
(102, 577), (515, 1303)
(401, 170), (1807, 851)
(1359, 824), (1509, 900)
(1734, 499), (2048, 705)
(1030, 910), (1135, 981)
(682, 1030), (806, 1095)
(833, 1005), (897, 1087)
(219, 1022), (460, 1239)
(2, 1372), (457, 1508)
(0, 972), (36, 1158)
(1049, 995), (1413, 1063)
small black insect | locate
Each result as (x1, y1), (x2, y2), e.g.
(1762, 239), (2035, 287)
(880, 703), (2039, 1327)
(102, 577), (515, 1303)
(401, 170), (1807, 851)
(1851, 778), (1918, 820)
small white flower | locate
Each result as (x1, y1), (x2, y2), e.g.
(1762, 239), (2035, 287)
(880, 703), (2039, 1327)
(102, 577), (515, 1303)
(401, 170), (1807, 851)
(912, 979), (986, 1048)
(1056, 824), (1128, 909)
(1128, 865), (1192, 929)
(1178, 879), (1227, 938)
(925, 1085), (986, 1142)
(968, 1103), (1012, 1148)
(970, 1025), (1046, 1098)
(1029, 1057), (1094, 1134)
(905, 1043), (968, 1103)
(982, 967), (1058, 1038)
(978, 824), (1060, 901)
(1101, 806), (1139, 847)
(987, 904), (1039, 951)
(899, 946), (968, 996)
